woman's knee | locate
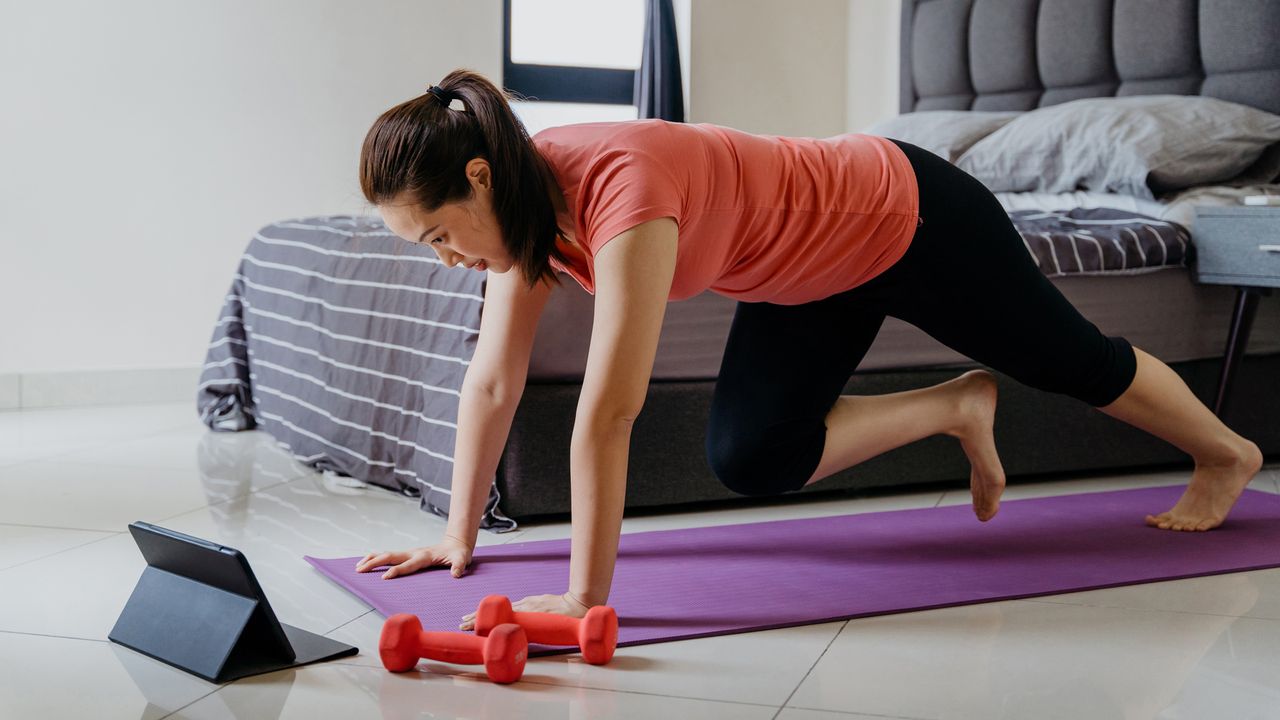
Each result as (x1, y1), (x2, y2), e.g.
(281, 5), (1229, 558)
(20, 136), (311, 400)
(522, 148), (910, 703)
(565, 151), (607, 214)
(704, 417), (826, 497)
(1071, 335), (1138, 407)
(1006, 334), (1138, 408)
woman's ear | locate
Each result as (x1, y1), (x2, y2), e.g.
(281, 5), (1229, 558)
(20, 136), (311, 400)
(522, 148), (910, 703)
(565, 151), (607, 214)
(466, 158), (492, 190)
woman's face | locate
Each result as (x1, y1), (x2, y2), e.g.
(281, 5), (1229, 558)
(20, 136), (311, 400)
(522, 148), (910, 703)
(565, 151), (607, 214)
(378, 158), (514, 274)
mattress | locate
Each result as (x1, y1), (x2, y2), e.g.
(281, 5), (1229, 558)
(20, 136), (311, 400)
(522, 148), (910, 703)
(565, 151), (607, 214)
(529, 229), (1280, 382)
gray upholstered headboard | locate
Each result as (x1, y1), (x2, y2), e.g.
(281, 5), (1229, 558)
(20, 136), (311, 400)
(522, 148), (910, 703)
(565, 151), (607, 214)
(899, 0), (1280, 115)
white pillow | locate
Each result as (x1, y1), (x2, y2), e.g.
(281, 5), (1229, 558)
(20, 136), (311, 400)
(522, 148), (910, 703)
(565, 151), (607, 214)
(864, 111), (1019, 163)
(956, 95), (1280, 199)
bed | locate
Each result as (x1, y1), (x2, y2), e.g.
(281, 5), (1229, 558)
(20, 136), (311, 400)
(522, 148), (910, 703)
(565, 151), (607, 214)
(198, 0), (1280, 530)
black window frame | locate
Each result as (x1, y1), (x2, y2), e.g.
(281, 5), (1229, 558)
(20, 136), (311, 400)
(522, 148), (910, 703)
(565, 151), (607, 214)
(502, 0), (637, 105)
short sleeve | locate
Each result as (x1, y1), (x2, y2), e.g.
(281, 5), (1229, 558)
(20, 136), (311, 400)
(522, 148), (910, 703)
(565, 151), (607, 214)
(577, 148), (682, 256)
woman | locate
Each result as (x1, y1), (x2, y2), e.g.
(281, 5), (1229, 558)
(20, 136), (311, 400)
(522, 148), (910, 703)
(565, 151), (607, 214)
(355, 70), (1264, 630)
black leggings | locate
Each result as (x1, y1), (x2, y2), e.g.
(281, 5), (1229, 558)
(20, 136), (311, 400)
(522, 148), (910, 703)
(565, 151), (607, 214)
(705, 139), (1138, 497)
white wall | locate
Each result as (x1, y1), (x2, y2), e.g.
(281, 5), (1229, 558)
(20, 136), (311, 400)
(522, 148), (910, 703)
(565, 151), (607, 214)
(0, 0), (903, 406)
(680, 0), (899, 136)
(846, 0), (902, 132)
(0, 0), (501, 378)
(687, 0), (849, 137)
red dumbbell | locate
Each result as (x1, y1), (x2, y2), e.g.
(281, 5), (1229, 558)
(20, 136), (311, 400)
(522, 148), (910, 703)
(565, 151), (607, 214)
(379, 613), (528, 684)
(474, 594), (619, 665)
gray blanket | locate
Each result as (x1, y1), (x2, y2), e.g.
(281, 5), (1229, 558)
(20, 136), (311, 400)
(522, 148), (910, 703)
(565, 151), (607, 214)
(196, 215), (515, 531)
(1008, 208), (1189, 276)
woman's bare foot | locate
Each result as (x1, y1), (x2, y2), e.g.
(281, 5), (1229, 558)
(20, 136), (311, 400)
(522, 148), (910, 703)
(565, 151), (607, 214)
(1146, 439), (1264, 531)
(945, 369), (1006, 522)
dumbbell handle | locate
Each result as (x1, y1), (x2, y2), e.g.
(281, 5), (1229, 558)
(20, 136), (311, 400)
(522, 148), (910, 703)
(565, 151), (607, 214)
(507, 610), (582, 645)
(416, 630), (486, 665)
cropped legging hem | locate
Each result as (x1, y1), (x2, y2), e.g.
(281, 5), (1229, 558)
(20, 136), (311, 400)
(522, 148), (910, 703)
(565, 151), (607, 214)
(704, 139), (1139, 498)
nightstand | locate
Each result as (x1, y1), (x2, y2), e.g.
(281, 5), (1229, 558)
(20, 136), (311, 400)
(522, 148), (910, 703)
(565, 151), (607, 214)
(1191, 206), (1280, 418)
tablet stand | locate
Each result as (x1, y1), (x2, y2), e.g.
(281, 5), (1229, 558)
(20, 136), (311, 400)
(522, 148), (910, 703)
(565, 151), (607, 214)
(110, 565), (358, 683)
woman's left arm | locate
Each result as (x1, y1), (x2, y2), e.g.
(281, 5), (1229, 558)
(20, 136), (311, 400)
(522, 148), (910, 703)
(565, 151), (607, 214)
(568, 217), (678, 607)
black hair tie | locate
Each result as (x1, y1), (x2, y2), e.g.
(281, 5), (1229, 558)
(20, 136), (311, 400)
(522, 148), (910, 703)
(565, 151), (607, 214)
(426, 85), (455, 107)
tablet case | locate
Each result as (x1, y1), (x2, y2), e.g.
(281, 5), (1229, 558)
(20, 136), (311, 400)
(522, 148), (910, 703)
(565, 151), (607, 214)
(109, 521), (358, 683)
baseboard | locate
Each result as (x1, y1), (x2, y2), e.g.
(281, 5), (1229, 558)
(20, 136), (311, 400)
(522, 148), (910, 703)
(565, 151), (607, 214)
(0, 367), (202, 411)
(0, 374), (18, 410)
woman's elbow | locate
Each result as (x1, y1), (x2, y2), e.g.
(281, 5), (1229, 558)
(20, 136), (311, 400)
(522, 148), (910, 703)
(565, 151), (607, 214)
(580, 403), (644, 431)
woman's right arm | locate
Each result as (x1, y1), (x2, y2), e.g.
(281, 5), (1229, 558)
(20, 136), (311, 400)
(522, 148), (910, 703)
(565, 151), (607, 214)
(356, 267), (555, 578)
(447, 266), (556, 542)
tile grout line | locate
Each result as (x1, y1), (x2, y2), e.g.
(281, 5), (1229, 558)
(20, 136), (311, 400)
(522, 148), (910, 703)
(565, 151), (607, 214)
(499, 676), (784, 709)
(322, 659), (788, 710)
(0, 521), (123, 532)
(323, 609), (374, 637)
(0, 532), (123, 573)
(771, 620), (849, 720)
(156, 687), (225, 720)
(785, 705), (933, 720)
(0, 628), (110, 643)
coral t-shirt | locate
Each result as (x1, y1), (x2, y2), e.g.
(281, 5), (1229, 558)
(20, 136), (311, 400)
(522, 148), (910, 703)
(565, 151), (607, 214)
(532, 119), (919, 305)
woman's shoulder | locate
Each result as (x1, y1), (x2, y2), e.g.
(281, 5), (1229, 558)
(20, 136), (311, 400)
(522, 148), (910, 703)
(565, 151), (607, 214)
(533, 119), (682, 153)
(535, 119), (802, 149)
(536, 121), (694, 188)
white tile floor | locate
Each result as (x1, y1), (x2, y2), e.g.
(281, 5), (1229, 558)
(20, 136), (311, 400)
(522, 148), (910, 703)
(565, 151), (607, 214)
(2, 402), (1279, 720)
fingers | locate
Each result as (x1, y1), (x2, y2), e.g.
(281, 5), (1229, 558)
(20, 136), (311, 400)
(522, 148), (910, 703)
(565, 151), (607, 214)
(355, 551), (412, 577)
(382, 559), (419, 580)
(355, 552), (391, 573)
(382, 551), (454, 580)
(356, 549), (470, 580)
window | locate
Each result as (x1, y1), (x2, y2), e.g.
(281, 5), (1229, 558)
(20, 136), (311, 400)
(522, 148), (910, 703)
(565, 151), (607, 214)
(504, 0), (644, 134)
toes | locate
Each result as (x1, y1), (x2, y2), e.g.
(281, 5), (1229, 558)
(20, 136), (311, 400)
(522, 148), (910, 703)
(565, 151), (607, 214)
(973, 501), (998, 522)
(1142, 511), (1222, 531)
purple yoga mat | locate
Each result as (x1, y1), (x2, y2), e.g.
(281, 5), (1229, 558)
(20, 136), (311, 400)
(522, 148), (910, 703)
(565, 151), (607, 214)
(306, 485), (1280, 656)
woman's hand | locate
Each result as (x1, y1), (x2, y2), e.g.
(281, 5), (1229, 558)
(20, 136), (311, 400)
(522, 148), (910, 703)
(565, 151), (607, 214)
(354, 535), (473, 580)
(458, 592), (591, 631)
